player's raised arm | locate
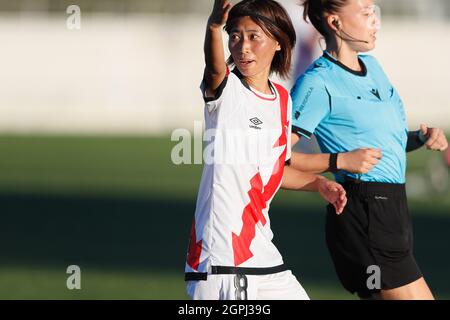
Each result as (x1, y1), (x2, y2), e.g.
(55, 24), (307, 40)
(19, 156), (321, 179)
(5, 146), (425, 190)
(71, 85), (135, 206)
(203, 0), (232, 98)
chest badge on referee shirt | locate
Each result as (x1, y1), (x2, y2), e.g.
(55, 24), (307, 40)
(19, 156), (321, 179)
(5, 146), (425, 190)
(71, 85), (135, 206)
(370, 88), (381, 100)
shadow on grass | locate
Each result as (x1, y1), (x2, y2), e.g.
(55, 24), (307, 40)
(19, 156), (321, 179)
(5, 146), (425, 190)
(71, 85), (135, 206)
(0, 192), (449, 298)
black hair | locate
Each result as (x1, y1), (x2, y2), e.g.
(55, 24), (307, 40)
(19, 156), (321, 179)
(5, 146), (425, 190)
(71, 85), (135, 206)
(225, 0), (296, 79)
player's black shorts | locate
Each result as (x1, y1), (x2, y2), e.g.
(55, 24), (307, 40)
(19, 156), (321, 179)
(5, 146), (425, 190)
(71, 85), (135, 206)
(325, 178), (423, 297)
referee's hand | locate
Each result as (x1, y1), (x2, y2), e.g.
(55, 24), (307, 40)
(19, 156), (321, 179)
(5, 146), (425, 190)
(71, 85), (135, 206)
(338, 148), (382, 174)
(420, 124), (448, 152)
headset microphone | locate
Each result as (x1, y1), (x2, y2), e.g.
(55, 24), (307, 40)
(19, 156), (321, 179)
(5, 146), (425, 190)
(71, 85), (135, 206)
(333, 20), (370, 44)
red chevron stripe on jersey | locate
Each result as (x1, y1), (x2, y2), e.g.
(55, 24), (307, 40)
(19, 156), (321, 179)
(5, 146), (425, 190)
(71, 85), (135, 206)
(232, 84), (289, 266)
(231, 173), (267, 265)
(186, 218), (202, 270)
(264, 83), (289, 199)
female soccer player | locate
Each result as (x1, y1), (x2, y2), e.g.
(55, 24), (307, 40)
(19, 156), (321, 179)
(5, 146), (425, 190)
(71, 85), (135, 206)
(289, 0), (448, 300)
(184, 0), (347, 300)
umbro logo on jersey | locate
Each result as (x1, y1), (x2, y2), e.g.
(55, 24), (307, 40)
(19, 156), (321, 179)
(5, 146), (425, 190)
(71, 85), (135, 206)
(249, 117), (263, 130)
(371, 88), (381, 100)
(250, 117), (263, 126)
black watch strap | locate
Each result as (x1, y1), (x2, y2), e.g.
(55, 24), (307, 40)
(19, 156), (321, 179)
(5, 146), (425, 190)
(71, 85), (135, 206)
(329, 153), (339, 173)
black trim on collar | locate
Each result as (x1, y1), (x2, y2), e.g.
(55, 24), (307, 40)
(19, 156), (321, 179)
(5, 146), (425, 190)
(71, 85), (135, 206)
(323, 52), (367, 77)
(231, 68), (276, 96)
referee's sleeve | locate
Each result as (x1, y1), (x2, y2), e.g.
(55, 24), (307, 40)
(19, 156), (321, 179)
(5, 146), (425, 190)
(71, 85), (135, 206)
(290, 74), (330, 139)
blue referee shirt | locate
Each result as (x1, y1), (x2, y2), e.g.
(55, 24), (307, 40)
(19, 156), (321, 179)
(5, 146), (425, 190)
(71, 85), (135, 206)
(291, 51), (408, 183)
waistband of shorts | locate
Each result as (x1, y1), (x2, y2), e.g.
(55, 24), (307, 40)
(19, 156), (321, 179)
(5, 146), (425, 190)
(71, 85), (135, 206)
(340, 176), (406, 197)
(185, 264), (287, 281)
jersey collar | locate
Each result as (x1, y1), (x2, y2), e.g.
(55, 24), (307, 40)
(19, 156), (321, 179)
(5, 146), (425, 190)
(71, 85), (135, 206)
(232, 68), (277, 101)
(323, 51), (367, 77)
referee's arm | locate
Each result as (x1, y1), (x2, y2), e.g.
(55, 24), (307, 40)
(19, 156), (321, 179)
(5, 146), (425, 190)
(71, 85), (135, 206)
(406, 126), (448, 153)
(289, 132), (382, 175)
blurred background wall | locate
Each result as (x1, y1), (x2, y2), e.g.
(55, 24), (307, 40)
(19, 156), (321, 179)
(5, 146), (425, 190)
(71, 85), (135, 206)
(0, 0), (449, 134)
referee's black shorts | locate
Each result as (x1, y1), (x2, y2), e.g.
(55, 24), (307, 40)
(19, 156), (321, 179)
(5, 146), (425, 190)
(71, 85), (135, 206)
(325, 178), (423, 297)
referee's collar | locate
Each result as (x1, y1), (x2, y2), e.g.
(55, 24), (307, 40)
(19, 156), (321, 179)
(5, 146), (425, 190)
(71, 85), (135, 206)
(323, 51), (367, 77)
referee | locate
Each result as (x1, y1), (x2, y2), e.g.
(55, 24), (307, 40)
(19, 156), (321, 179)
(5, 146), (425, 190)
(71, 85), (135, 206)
(289, 0), (448, 299)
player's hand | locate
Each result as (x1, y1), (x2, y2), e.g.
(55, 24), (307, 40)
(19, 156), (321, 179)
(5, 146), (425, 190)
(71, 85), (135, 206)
(318, 178), (347, 215)
(338, 148), (382, 174)
(420, 124), (448, 152)
(208, 0), (232, 28)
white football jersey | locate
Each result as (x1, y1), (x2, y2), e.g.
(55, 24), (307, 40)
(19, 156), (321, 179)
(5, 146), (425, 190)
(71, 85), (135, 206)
(185, 69), (292, 279)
